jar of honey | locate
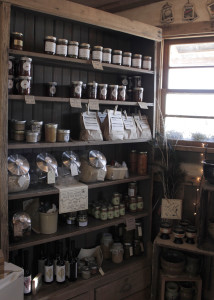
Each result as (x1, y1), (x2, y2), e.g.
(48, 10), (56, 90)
(92, 46), (103, 62)
(19, 57), (32, 76)
(122, 52), (132, 67)
(98, 84), (108, 100)
(11, 32), (23, 50)
(79, 43), (90, 60)
(143, 56), (152, 70)
(45, 123), (58, 142)
(44, 36), (56, 55)
(56, 39), (68, 56)
(132, 54), (142, 68)
(112, 50), (122, 65)
(137, 152), (147, 175)
(68, 41), (79, 58)
(102, 48), (112, 64)
(129, 150), (137, 174)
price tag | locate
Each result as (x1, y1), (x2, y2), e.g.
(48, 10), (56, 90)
(70, 163), (78, 176)
(125, 216), (136, 231)
(140, 242), (144, 252)
(47, 169), (55, 184)
(97, 169), (106, 181)
(138, 226), (143, 237)
(18, 175), (26, 187)
(70, 98), (82, 108)
(25, 95), (35, 104)
(138, 102), (148, 109)
(99, 267), (105, 276)
(92, 60), (103, 70)
(89, 99), (99, 111)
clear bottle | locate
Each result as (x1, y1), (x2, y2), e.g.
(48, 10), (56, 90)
(44, 244), (54, 283)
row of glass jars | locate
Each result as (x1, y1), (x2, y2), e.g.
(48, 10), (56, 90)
(92, 203), (125, 221)
(44, 36), (152, 70)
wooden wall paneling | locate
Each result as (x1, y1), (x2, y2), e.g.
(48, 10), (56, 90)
(40, 66), (53, 123)
(45, 16), (54, 37)
(10, 6), (15, 31)
(52, 66), (62, 124)
(96, 29), (103, 45)
(80, 24), (89, 43)
(88, 27), (97, 47)
(34, 14), (45, 52)
(61, 67), (72, 129)
(14, 8), (24, 33)
(63, 20), (72, 41)
(72, 23), (81, 42)
(24, 10), (35, 51)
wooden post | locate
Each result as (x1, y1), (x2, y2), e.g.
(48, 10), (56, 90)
(0, 1), (10, 260)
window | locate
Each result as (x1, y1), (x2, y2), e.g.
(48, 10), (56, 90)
(162, 37), (214, 142)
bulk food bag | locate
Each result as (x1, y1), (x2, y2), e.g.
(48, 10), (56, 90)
(103, 108), (124, 141)
(122, 111), (138, 140)
(80, 109), (103, 141)
(134, 113), (152, 140)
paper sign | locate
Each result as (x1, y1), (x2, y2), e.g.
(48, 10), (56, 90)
(57, 182), (88, 214)
(97, 169), (106, 181)
(92, 60), (103, 70)
(83, 112), (100, 130)
(125, 216), (136, 231)
(47, 170), (55, 184)
(70, 163), (78, 176)
(70, 98), (82, 108)
(89, 99), (99, 111)
(138, 102), (148, 109)
(25, 95), (35, 104)
(99, 267), (105, 276)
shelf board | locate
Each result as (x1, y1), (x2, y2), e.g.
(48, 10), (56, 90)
(160, 270), (201, 282)
(9, 212), (148, 251)
(9, 49), (155, 75)
(154, 234), (214, 256)
(8, 175), (150, 200)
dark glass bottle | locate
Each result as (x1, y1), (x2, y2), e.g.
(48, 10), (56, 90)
(24, 251), (32, 295)
(64, 238), (71, 279)
(56, 242), (65, 283)
(53, 241), (60, 278)
(44, 244), (54, 283)
(69, 241), (78, 282)
(38, 244), (46, 276)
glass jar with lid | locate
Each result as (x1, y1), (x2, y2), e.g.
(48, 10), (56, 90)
(92, 45), (103, 62)
(11, 32), (23, 50)
(107, 206), (114, 220)
(132, 54), (142, 68)
(114, 205), (120, 218)
(57, 129), (70, 142)
(68, 41), (79, 58)
(86, 82), (98, 99)
(118, 85), (126, 101)
(17, 76), (32, 95)
(137, 152), (147, 175)
(94, 206), (100, 219)
(137, 196), (144, 211)
(56, 38), (68, 56)
(108, 85), (118, 101)
(79, 43), (90, 60)
(122, 52), (132, 67)
(143, 56), (152, 70)
(102, 48), (112, 64)
(47, 82), (57, 97)
(45, 123), (58, 142)
(18, 57), (32, 76)
(133, 87), (144, 102)
(129, 197), (137, 213)
(110, 243), (124, 264)
(78, 210), (88, 227)
(112, 193), (120, 206)
(44, 36), (56, 55)
(26, 131), (39, 143)
(8, 56), (15, 75)
(101, 233), (113, 260)
(71, 81), (83, 98)
(119, 203), (125, 216)
(112, 50), (122, 65)
(128, 182), (137, 197)
(98, 83), (108, 100)
(100, 207), (108, 221)
(8, 75), (14, 94)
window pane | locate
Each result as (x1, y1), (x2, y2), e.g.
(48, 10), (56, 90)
(169, 43), (214, 67)
(168, 68), (214, 89)
(166, 93), (214, 117)
(165, 117), (214, 141)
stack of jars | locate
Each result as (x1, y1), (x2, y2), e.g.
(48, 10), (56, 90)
(127, 182), (144, 213)
(119, 75), (144, 102)
(129, 150), (147, 175)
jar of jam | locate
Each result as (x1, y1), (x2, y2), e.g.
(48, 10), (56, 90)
(8, 75), (14, 94)
(122, 52), (132, 67)
(86, 82), (98, 99)
(68, 41), (79, 58)
(108, 85), (118, 101)
(92, 46), (103, 62)
(71, 81), (83, 98)
(160, 222), (172, 240)
(118, 85), (126, 101)
(44, 36), (56, 55)
(120, 75), (128, 86)
(129, 197), (137, 213)
(107, 206), (114, 220)
(129, 150), (137, 174)
(8, 56), (15, 75)
(132, 54), (142, 68)
(47, 82), (57, 97)
(45, 123), (58, 143)
(26, 131), (39, 143)
(143, 56), (152, 70)
(102, 48), (112, 64)
(13, 120), (26, 131)
(11, 32), (23, 50)
(94, 206), (100, 219)
(19, 57), (32, 76)
(17, 76), (32, 95)
(79, 43), (90, 60)
(133, 76), (142, 88)
(133, 87), (144, 102)
(124, 243), (133, 259)
(100, 207), (108, 221)
(112, 193), (120, 206)
(112, 50), (122, 65)
(114, 205), (120, 218)
(137, 152), (147, 175)
(128, 182), (137, 197)
(173, 225), (185, 244)
(119, 203), (125, 216)
(57, 129), (70, 142)
(98, 83), (108, 100)
(78, 210), (88, 227)
(56, 39), (68, 56)
(13, 130), (25, 141)
(137, 196), (144, 211)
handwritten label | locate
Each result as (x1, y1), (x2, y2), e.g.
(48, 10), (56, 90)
(25, 95), (35, 104)
(70, 98), (82, 108)
(47, 170), (55, 184)
(138, 102), (148, 109)
(125, 216), (136, 231)
(92, 60), (103, 70)
(89, 99), (99, 111)
(70, 163), (78, 176)
(99, 267), (105, 276)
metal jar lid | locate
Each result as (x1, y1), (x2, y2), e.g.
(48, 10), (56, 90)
(80, 43), (90, 48)
(103, 48), (112, 52)
(88, 150), (106, 169)
(93, 45), (103, 51)
(17, 76), (32, 80)
(11, 32), (23, 37)
(87, 82), (98, 87)
(58, 129), (70, 134)
(123, 52), (132, 56)
(57, 38), (68, 44)
(62, 151), (80, 169)
(8, 154), (30, 175)
(98, 83), (108, 88)
(113, 50), (122, 55)
(133, 54), (142, 58)
(72, 81), (83, 85)
(47, 82), (57, 86)
(20, 57), (32, 62)
(36, 153), (58, 173)
(68, 40), (79, 46)
(118, 85), (126, 89)
(133, 87), (144, 91)
(109, 84), (118, 88)
(45, 36), (57, 41)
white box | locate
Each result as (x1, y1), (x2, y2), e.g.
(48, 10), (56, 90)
(0, 262), (24, 300)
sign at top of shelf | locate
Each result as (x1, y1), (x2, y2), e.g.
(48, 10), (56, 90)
(92, 60), (103, 70)
(70, 98), (82, 108)
(89, 99), (99, 111)
(25, 95), (35, 104)
(138, 102), (148, 109)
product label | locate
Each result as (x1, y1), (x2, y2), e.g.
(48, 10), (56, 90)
(49, 86), (56, 96)
(74, 85), (81, 95)
(122, 78), (128, 85)
(123, 56), (131, 66)
(23, 61), (31, 72)
(21, 79), (30, 89)
(89, 99), (99, 111)
(130, 203), (137, 211)
(111, 88), (117, 98)
(56, 265), (65, 282)
(120, 208), (125, 216)
(128, 188), (134, 197)
(123, 116), (135, 130)
(102, 53), (111, 63)
(68, 45), (78, 56)
(95, 210), (100, 219)
(113, 54), (122, 64)
(14, 39), (23, 46)
(83, 111), (100, 130)
(8, 79), (13, 89)
(110, 111), (124, 132)
(125, 216), (136, 231)
(138, 102), (148, 109)
(25, 95), (35, 104)
(92, 60), (103, 70)
(56, 44), (67, 55)
(108, 211), (114, 219)
(132, 58), (141, 68)
(137, 201), (144, 209)
(44, 265), (53, 282)
(8, 60), (12, 70)
(114, 210), (120, 218)
(92, 51), (102, 61)
(70, 163), (78, 176)
(47, 169), (55, 184)
(45, 41), (56, 53)
(143, 60), (151, 70)
(119, 89), (126, 99)
(101, 88), (107, 96)
(79, 48), (90, 59)
(24, 275), (32, 294)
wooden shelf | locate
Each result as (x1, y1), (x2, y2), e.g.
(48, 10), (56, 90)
(9, 49), (155, 75)
(8, 175), (150, 200)
(9, 211), (148, 251)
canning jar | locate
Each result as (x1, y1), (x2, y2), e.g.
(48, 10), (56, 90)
(137, 196), (144, 211)
(17, 76), (32, 95)
(57, 129), (70, 142)
(122, 52), (132, 67)
(30, 120), (43, 136)
(86, 82), (98, 99)
(112, 193), (120, 206)
(112, 50), (122, 65)
(132, 54), (142, 68)
(13, 130), (25, 141)
(100, 207), (108, 221)
(8, 56), (15, 75)
(98, 83), (108, 100)
(68, 41), (79, 58)
(129, 150), (137, 174)
(114, 205), (120, 218)
(78, 210), (88, 227)
(71, 81), (83, 98)
(13, 120), (26, 131)
(56, 39), (68, 56)
(45, 123), (58, 143)
(66, 212), (77, 225)
(102, 48), (112, 64)
(128, 182), (137, 197)
(133, 87), (144, 102)
(94, 206), (100, 219)
(160, 222), (172, 240)
(8, 75), (14, 94)
(101, 233), (113, 260)
(118, 85), (126, 101)
(81, 266), (91, 280)
(92, 45), (103, 62)
(11, 32), (23, 50)
(137, 152), (147, 175)
(119, 203), (125, 216)
(124, 243), (133, 259)
(111, 243), (124, 264)
(108, 85), (118, 101)
(47, 82), (57, 97)
(107, 206), (114, 220)
(26, 131), (39, 143)
(19, 57), (32, 76)
(133, 76), (142, 88)
(143, 56), (152, 70)
(129, 197), (137, 213)
(44, 36), (56, 55)
(79, 43), (90, 60)
(173, 225), (185, 244)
